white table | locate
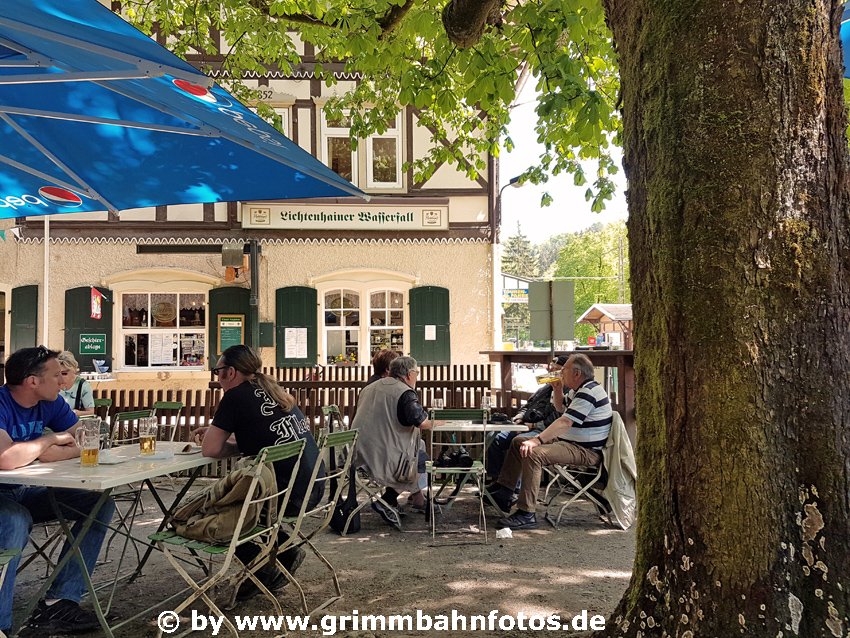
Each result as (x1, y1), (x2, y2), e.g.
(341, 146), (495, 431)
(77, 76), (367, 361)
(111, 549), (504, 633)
(0, 442), (215, 490)
(431, 421), (528, 435)
(0, 442), (219, 637)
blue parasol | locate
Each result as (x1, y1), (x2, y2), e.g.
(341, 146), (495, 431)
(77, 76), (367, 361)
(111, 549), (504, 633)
(0, 0), (363, 218)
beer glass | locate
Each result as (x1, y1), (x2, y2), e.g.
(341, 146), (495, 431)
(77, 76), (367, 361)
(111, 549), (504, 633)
(75, 419), (101, 467)
(139, 417), (158, 456)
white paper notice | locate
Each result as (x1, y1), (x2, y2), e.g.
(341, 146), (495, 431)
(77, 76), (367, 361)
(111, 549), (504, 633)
(285, 327), (309, 358)
(284, 328), (297, 358)
(425, 324), (437, 341)
(150, 333), (175, 365)
(295, 328), (308, 358)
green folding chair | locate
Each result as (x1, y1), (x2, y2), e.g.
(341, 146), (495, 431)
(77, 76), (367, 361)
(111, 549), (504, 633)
(150, 439), (306, 638)
(280, 428), (358, 615)
(0, 549), (20, 638)
(426, 408), (490, 542)
(152, 400), (185, 442)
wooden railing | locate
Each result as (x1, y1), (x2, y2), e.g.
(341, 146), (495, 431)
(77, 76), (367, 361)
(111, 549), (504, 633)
(92, 364), (512, 439)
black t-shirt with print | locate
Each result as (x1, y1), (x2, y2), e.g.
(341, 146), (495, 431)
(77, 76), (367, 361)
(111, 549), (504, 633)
(213, 380), (325, 515)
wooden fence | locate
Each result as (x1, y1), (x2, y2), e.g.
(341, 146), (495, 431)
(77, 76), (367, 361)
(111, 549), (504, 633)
(91, 364), (530, 441)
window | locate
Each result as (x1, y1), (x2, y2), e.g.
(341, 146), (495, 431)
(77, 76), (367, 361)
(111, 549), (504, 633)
(121, 293), (206, 368)
(369, 291), (404, 355)
(315, 270), (417, 367)
(321, 112), (357, 183)
(366, 116), (402, 187)
(248, 105), (289, 137)
(274, 107), (290, 138)
(323, 289), (360, 364)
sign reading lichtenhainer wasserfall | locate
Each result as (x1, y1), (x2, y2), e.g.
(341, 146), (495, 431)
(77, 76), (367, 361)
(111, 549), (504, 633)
(242, 202), (448, 231)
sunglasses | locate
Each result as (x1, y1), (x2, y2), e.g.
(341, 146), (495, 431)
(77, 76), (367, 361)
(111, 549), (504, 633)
(24, 346), (53, 378)
(211, 365), (231, 376)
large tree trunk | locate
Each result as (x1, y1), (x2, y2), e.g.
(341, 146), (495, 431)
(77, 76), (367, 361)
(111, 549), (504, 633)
(601, 0), (850, 635)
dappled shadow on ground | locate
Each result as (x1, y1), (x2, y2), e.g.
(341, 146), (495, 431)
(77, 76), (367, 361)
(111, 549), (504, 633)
(14, 483), (635, 637)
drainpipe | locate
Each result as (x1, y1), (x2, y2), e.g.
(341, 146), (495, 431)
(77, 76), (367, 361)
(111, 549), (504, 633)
(43, 217), (49, 345)
(249, 239), (260, 348)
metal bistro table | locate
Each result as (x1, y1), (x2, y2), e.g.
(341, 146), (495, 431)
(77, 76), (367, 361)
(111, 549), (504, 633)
(0, 442), (219, 637)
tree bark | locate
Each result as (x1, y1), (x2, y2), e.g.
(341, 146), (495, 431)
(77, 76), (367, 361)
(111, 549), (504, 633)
(601, 0), (850, 635)
(442, 0), (502, 48)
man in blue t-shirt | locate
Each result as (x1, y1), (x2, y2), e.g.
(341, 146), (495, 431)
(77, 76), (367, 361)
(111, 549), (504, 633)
(0, 347), (115, 634)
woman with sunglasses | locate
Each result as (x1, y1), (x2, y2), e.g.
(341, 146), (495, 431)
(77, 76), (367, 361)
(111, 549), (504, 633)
(57, 351), (95, 417)
(191, 345), (324, 599)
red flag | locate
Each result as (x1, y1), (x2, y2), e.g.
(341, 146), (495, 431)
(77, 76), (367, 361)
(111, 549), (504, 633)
(90, 287), (103, 320)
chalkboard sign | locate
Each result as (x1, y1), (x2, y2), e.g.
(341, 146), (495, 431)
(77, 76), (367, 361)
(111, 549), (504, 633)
(217, 314), (245, 354)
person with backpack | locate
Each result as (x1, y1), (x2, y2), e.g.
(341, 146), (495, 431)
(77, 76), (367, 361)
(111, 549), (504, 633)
(191, 345), (324, 600)
(57, 351), (95, 417)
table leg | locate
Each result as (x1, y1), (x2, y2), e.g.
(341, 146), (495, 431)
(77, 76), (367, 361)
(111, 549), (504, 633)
(12, 489), (114, 638)
(127, 465), (205, 583)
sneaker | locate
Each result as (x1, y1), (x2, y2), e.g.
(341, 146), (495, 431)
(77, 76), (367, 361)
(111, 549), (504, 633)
(496, 510), (539, 530)
(28, 599), (100, 634)
(371, 500), (402, 530)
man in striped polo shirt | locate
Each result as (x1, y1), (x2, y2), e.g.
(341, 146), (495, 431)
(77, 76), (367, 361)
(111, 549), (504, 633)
(492, 353), (613, 530)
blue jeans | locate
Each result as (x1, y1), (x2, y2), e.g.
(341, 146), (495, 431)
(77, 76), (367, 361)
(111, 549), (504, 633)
(0, 486), (115, 630)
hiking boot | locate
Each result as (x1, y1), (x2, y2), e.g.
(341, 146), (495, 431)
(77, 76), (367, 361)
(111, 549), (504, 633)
(371, 500), (402, 530)
(280, 546), (306, 575)
(485, 487), (517, 512)
(496, 510), (539, 530)
(28, 599), (100, 634)
(236, 548), (304, 601)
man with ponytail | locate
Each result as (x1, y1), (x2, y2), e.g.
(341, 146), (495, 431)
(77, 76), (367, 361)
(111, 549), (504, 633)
(192, 345), (324, 599)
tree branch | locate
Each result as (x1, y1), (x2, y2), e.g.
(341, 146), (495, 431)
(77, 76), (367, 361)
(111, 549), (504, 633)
(377, 0), (415, 34)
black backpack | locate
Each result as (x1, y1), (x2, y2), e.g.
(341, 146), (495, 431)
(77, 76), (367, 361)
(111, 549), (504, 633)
(329, 465), (360, 534)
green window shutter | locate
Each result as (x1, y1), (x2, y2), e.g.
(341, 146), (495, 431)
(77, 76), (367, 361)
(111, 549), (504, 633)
(208, 287), (251, 364)
(276, 286), (317, 367)
(64, 286), (113, 372)
(10, 285), (38, 352)
(409, 286), (450, 365)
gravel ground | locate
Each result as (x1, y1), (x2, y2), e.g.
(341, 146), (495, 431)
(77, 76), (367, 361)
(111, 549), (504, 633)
(13, 481), (635, 637)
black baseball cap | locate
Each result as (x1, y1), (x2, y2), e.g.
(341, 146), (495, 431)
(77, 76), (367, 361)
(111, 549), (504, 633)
(552, 355), (568, 366)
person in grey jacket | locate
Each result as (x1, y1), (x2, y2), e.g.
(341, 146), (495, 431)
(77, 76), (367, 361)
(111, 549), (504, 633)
(351, 356), (434, 528)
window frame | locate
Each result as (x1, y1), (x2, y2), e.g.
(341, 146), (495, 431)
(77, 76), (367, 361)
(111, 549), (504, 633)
(314, 271), (416, 367)
(365, 114), (402, 188)
(320, 110), (358, 185)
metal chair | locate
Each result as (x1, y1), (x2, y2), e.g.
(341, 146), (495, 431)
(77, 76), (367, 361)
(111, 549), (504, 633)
(93, 397), (112, 420)
(280, 428), (358, 615)
(426, 408), (489, 542)
(542, 461), (606, 528)
(150, 439), (306, 638)
(0, 549), (20, 638)
(321, 404), (346, 432)
(152, 400), (185, 442)
(103, 409), (156, 561)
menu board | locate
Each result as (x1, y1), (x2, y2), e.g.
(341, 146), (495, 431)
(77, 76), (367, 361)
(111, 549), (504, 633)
(217, 314), (245, 354)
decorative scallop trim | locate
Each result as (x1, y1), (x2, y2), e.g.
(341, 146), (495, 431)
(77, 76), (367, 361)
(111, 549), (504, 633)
(18, 235), (488, 246)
